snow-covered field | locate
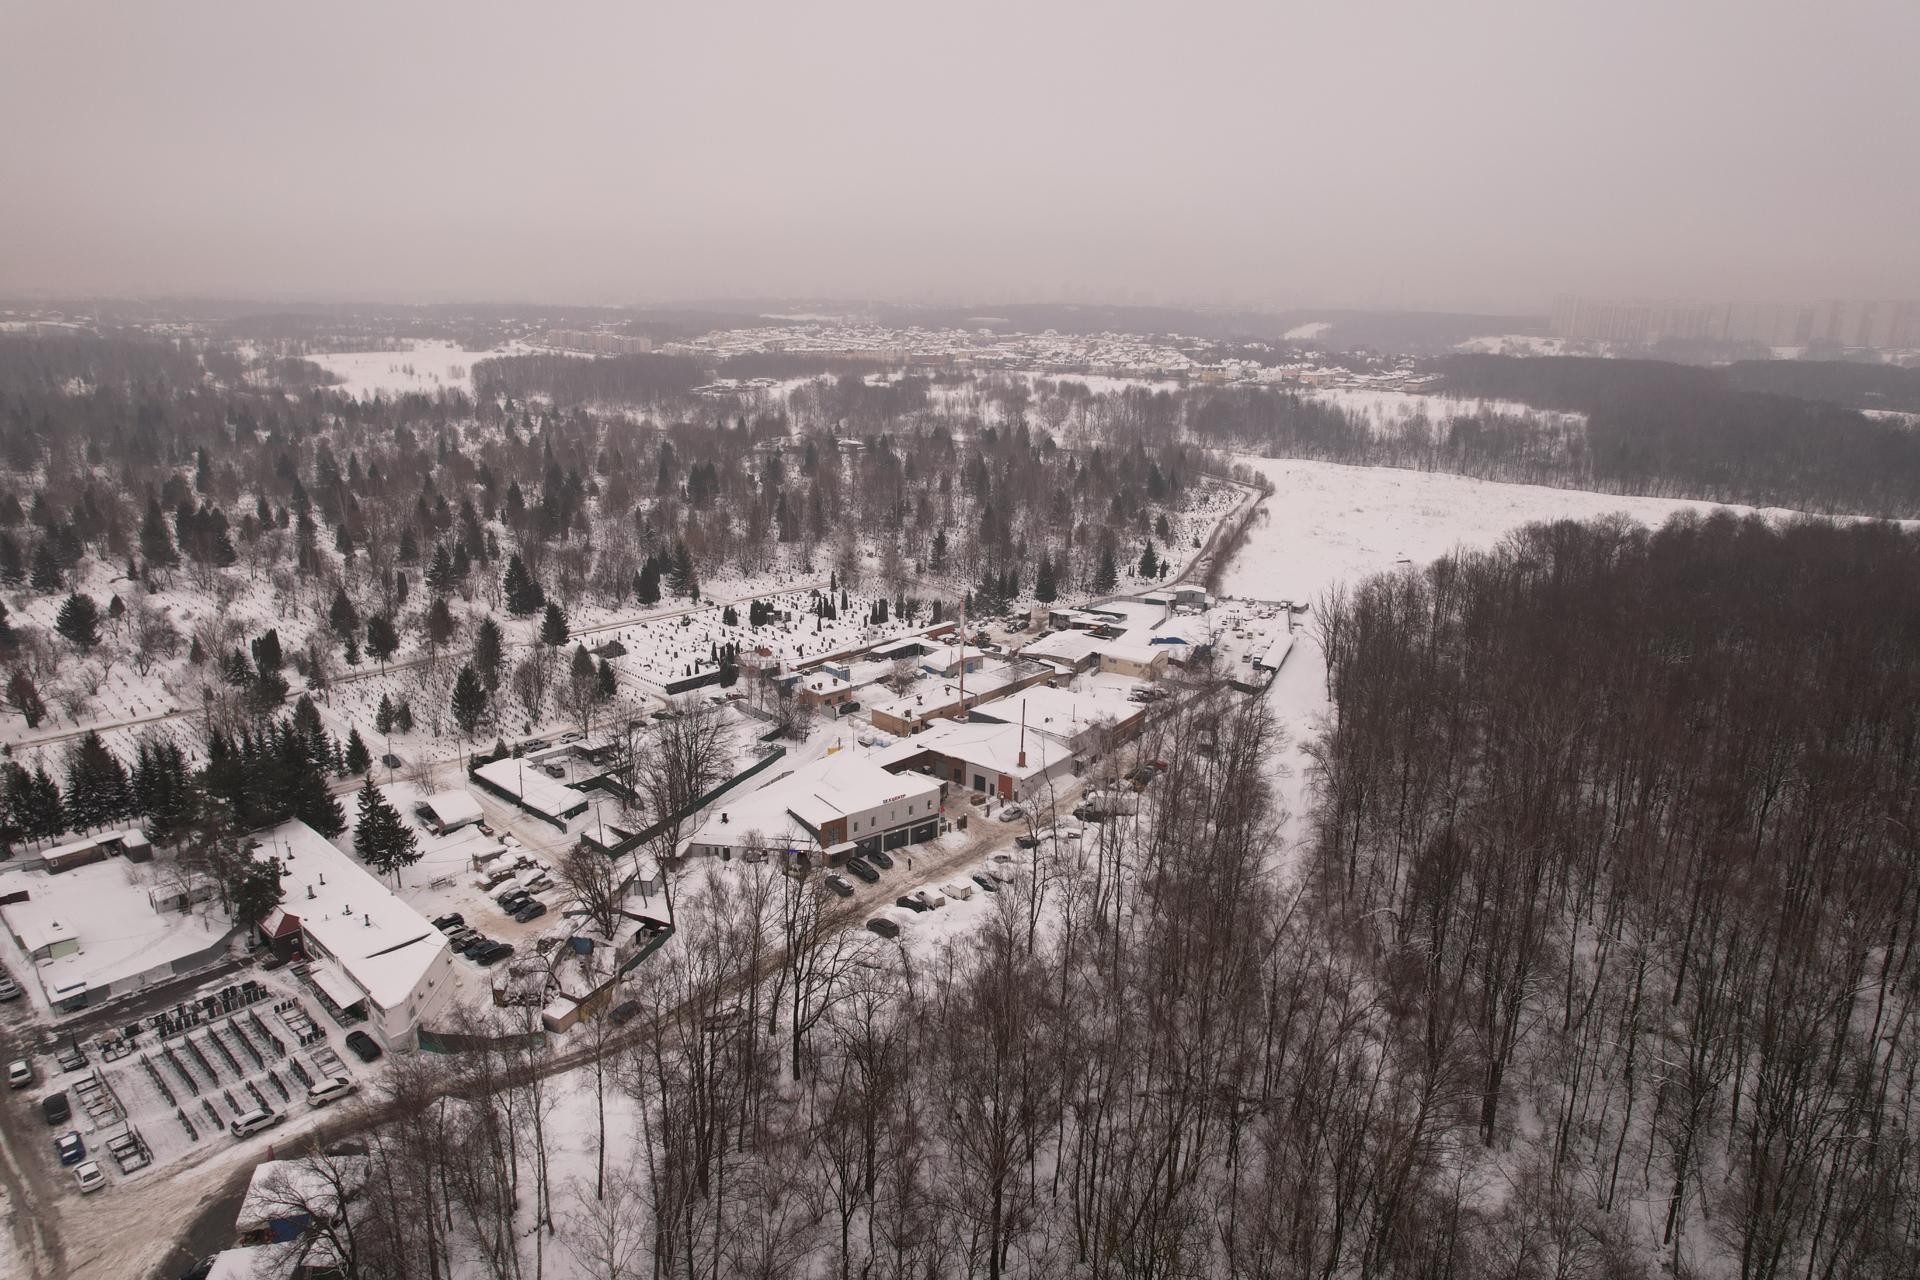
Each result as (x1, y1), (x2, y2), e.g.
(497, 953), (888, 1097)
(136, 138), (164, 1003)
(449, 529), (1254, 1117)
(1304, 385), (1586, 439)
(307, 341), (521, 398)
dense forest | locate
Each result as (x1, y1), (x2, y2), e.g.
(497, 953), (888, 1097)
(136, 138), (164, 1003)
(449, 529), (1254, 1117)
(1308, 512), (1920, 1277)
(1433, 355), (1920, 515)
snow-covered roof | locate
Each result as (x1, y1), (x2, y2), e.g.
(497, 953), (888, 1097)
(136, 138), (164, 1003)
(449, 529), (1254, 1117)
(473, 757), (588, 819)
(693, 752), (942, 851)
(871, 716), (1070, 781)
(1018, 630), (1107, 664)
(965, 685), (1139, 741)
(205, 1246), (275, 1280)
(0, 854), (231, 994)
(419, 790), (483, 828)
(0, 897), (76, 954)
(43, 828), (148, 860)
(253, 820), (447, 1014)
(783, 752), (942, 831)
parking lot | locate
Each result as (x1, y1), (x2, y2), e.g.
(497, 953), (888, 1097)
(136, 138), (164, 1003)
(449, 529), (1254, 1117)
(2, 970), (365, 1205)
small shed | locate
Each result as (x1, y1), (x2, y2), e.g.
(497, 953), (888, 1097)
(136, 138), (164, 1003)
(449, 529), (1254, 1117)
(416, 790), (485, 835)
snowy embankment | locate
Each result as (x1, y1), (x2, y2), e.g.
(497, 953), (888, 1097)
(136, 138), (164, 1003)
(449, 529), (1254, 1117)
(1220, 457), (1842, 874)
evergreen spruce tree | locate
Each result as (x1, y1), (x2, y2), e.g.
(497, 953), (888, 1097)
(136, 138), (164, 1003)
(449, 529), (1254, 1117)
(503, 555), (545, 616)
(1093, 544), (1118, 594)
(55, 592), (101, 650)
(353, 776), (419, 885)
(1139, 540), (1159, 579)
(365, 614), (399, 666)
(597, 658), (619, 701)
(393, 700), (414, 734)
(251, 629), (283, 673)
(1034, 553), (1058, 604)
(667, 541), (696, 597)
(451, 663), (488, 736)
(64, 730), (132, 831)
(541, 601), (570, 648)
(28, 766), (63, 840)
(292, 695), (329, 767)
(425, 543), (455, 595)
(344, 728), (372, 775)
(0, 535), (23, 587)
(6, 670), (46, 729)
(473, 616), (505, 691)
(374, 693), (395, 736)
(231, 858), (284, 928)
(328, 587), (359, 638)
(30, 541), (62, 593)
(286, 743), (346, 838)
(635, 558), (661, 605)
(141, 497), (179, 570)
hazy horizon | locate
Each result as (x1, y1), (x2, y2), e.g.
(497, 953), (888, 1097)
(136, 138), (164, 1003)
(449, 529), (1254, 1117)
(3, 0), (1916, 313)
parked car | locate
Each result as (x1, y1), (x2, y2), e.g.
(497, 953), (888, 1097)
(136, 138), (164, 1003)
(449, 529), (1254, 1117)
(0, 973), (21, 1001)
(915, 887), (947, 909)
(475, 941), (516, 965)
(73, 1160), (107, 1194)
(306, 1077), (358, 1108)
(1014, 834), (1040, 849)
(823, 874), (855, 899)
(496, 888), (530, 911)
(512, 901), (548, 923)
(432, 913), (465, 931)
(476, 821), (495, 836)
(866, 916), (901, 939)
(345, 1031), (383, 1063)
(610, 1000), (642, 1026)
(970, 872), (1001, 894)
(41, 1092), (70, 1125)
(942, 881), (974, 901)
(845, 858), (879, 884)
(895, 894), (930, 913)
(53, 1131), (84, 1165)
(7, 1059), (31, 1089)
(229, 1108), (281, 1139)
(867, 849), (895, 870)
(998, 804), (1025, 821)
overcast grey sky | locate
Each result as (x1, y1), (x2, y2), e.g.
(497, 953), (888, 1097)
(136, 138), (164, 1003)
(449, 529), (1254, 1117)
(2, 0), (1915, 313)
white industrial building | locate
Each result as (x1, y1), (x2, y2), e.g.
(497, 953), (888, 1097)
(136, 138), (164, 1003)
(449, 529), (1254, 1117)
(253, 819), (454, 1051)
(684, 752), (945, 861)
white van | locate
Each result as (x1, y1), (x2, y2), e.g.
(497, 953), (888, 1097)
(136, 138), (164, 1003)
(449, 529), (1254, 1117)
(306, 1077), (358, 1108)
(914, 887), (946, 909)
(943, 881), (974, 902)
(230, 1108), (280, 1138)
(6, 1059), (30, 1089)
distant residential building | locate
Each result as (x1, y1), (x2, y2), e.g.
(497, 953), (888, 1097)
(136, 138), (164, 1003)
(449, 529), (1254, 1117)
(543, 329), (653, 356)
(1551, 295), (1920, 349)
